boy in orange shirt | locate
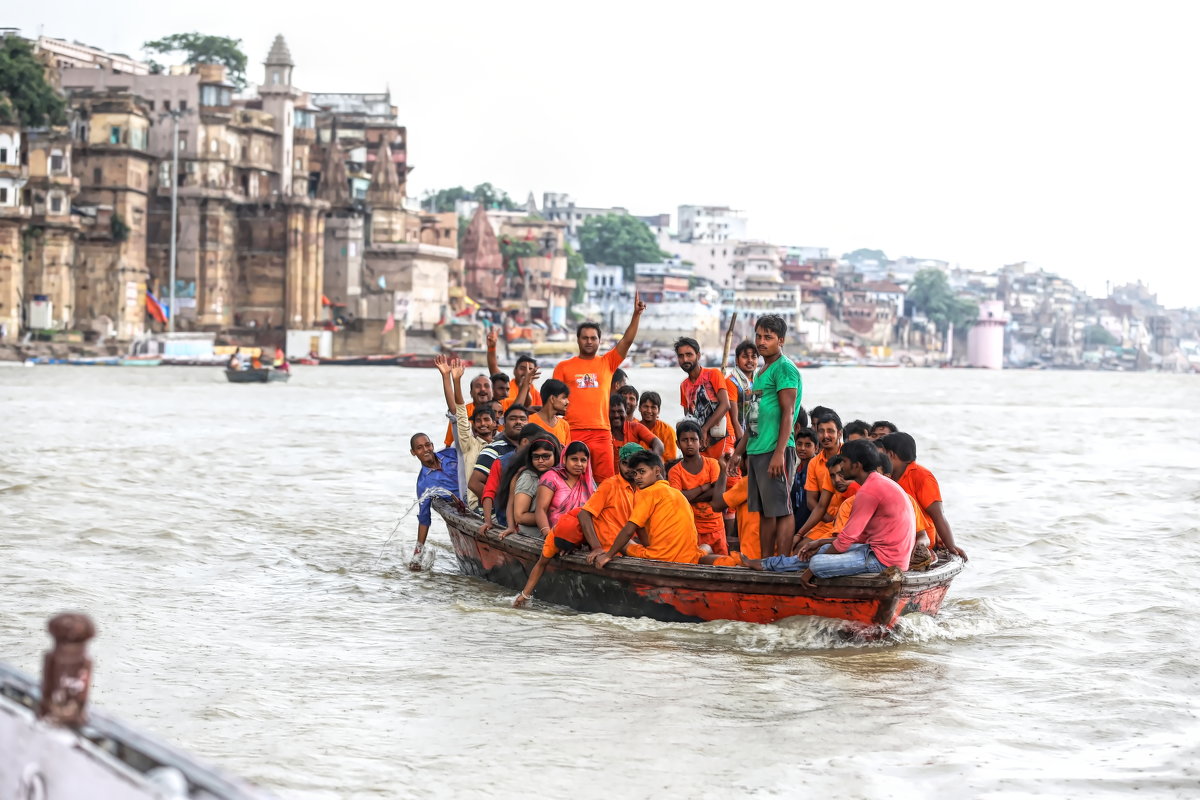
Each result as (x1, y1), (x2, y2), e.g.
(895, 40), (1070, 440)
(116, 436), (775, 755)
(638, 391), (678, 462)
(711, 451), (761, 559)
(668, 421), (727, 555)
(588, 450), (702, 568)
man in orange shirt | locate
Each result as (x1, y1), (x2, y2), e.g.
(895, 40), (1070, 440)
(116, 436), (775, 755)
(487, 328), (543, 408)
(552, 293), (645, 481)
(711, 452), (761, 559)
(879, 432), (967, 560)
(528, 378), (571, 446)
(512, 443), (643, 607)
(609, 395), (663, 466)
(668, 421), (727, 555)
(588, 450), (701, 567)
(794, 411), (843, 545)
(638, 391), (677, 461)
(444, 373), (493, 446)
(674, 337), (733, 460)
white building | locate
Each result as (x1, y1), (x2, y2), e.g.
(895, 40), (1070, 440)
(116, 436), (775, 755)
(541, 192), (628, 245)
(0, 128), (26, 210)
(586, 264), (624, 293)
(665, 238), (738, 289)
(33, 35), (150, 75)
(730, 241), (783, 289)
(678, 204), (747, 243)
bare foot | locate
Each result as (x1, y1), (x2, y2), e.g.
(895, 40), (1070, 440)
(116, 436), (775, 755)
(741, 553), (763, 571)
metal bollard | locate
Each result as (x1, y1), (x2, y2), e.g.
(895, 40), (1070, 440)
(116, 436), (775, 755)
(39, 613), (95, 727)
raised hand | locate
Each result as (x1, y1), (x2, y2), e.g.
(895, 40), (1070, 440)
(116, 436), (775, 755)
(434, 354), (451, 375)
(450, 358), (466, 380)
(633, 290), (646, 315)
(487, 328), (499, 349)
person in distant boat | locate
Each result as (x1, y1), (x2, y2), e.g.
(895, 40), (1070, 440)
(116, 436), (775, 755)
(435, 356), (495, 509)
(608, 393), (663, 465)
(669, 421), (727, 555)
(409, 432), (462, 570)
(871, 420), (898, 440)
(743, 439), (914, 582)
(675, 337), (733, 461)
(467, 404), (529, 504)
(251, 355), (263, 369)
(531, 379), (571, 446)
(444, 373), (494, 446)
(878, 432), (967, 560)
(844, 420), (872, 441)
(487, 330), (543, 408)
(552, 294), (645, 481)
(588, 450), (703, 568)
(228, 353), (242, 371)
(513, 443), (642, 607)
(638, 391), (677, 462)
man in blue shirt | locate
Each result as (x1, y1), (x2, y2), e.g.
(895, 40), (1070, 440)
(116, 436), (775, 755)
(410, 432), (462, 570)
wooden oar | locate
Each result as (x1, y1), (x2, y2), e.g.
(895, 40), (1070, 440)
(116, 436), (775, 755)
(720, 312), (738, 374)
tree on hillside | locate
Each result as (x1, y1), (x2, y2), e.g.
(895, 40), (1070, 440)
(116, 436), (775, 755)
(578, 213), (668, 280)
(143, 33), (248, 88)
(842, 247), (888, 264)
(907, 268), (979, 333)
(0, 37), (66, 126)
(472, 182), (519, 211)
(423, 183), (519, 213)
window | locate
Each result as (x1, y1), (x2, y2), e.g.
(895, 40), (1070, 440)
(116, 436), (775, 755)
(179, 100), (187, 111)
(164, 100), (171, 111)
(93, 167), (102, 184)
(0, 188), (6, 204)
(148, 100), (155, 111)
(0, 148), (6, 163)
(50, 153), (64, 172)
(110, 126), (121, 144)
(50, 195), (62, 213)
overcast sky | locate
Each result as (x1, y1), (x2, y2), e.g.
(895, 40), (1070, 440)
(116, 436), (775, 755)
(14, 1), (1200, 305)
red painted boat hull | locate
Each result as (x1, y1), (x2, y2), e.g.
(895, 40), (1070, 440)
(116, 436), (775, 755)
(434, 499), (964, 628)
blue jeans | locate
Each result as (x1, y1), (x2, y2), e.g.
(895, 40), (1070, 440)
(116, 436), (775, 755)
(760, 543), (887, 577)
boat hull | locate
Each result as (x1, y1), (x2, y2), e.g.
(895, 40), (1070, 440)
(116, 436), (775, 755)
(434, 499), (962, 628)
(225, 368), (289, 383)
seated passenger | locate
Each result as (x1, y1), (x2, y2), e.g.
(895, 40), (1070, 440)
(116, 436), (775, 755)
(587, 450), (702, 568)
(744, 440), (915, 581)
(668, 420), (727, 555)
(513, 443), (638, 607)
(791, 427), (818, 532)
(870, 420), (898, 440)
(844, 419), (872, 441)
(466, 405), (530, 506)
(495, 437), (563, 538)
(711, 452), (762, 559)
(531, 378), (571, 446)
(611, 368), (629, 393)
(617, 384), (640, 418)
(827, 452), (935, 570)
(435, 356), (496, 510)
(609, 393), (663, 464)
(878, 432), (967, 560)
(477, 423), (550, 533)
(638, 391), (677, 461)
(491, 372), (511, 406)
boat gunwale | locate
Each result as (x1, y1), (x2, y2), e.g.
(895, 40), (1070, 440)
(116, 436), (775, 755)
(434, 498), (964, 598)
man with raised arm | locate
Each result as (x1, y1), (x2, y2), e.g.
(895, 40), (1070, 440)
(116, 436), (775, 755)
(552, 292), (646, 481)
(434, 355), (495, 510)
(487, 327), (542, 407)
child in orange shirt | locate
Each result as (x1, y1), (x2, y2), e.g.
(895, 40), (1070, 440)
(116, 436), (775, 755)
(668, 421), (728, 555)
(588, 450), (702, 568)
(638, 391), (678, 462)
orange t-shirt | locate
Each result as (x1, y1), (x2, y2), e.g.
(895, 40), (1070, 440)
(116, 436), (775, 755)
(645, 419), (677, 461)
(722, 476), (761, 559)
(612, 419), (656, 464)
(505, 381), (541, 408)
(803, 448), (844, 538)
(581, 475), (637, 548)
(668, 458), (723, 538)
(552, 349), (624, 431)
(532, 414), (571, 446)
(897, 462), (941, 544)
(623, 479), (701, 564)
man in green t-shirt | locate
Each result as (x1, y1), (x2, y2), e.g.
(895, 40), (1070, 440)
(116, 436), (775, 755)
(734, 314), (802, 558)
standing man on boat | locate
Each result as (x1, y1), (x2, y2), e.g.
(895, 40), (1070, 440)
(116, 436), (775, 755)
(674, 337), (734, 461)
(409, 433), (462, 570)
(552, 293), (646, 481)
(878, 432), (968, 560)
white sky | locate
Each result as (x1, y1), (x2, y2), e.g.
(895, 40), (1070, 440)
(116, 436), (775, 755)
(14, 1), (1200, 305)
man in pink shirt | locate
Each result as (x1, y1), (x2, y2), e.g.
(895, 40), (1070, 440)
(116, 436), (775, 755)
(745, 439), (914, 578)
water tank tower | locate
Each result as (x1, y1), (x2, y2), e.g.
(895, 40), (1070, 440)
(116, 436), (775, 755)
(967, 300), (1008, 369)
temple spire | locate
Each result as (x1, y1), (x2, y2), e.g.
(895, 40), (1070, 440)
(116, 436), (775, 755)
(316, 142), (350, 206)
(366, 134), (403, 209)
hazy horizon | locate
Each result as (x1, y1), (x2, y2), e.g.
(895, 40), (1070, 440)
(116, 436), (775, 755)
(10, 1), (1199, 306)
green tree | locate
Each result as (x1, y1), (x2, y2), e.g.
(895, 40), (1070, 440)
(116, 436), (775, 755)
(0, 37), (66, 126)
(472, 182), (519, 211)
(143, 33), (248, 89)
(1083, 324), (1118, 348)
(907, 268), (979, 333)
(498, 234), (539, 273)
(578, 213), (668, 279)
(565, 244), (587, 307)
(424, 186), (473, 213)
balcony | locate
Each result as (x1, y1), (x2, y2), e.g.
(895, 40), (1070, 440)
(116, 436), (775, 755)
(0, 163), (28, 180)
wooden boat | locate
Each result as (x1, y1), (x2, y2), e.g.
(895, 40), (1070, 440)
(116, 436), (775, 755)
(433, 497), (965, 629)
(120, 357), (162, 366)
(316, 354), (403, 366)
(224, 368), (290, 383)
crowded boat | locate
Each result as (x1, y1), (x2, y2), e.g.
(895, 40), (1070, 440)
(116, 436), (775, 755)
(409, 295), (967, 611)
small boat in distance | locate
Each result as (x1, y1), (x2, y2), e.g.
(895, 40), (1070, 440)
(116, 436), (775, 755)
(433, 497), (964, 630)
(225, 368), (290, 384)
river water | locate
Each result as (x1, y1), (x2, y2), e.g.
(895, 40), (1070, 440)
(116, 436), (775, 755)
(2, 364), (1198, 798)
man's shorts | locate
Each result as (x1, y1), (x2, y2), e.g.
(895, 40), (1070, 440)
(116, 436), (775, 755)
(746, 447), (797, 518)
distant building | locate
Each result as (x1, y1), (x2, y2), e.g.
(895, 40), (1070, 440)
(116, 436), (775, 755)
(33, 35), (149, 76)
(967, 300), (1006, 369)
(540, 192), (628, 246)
(677, 204), (747, 243)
